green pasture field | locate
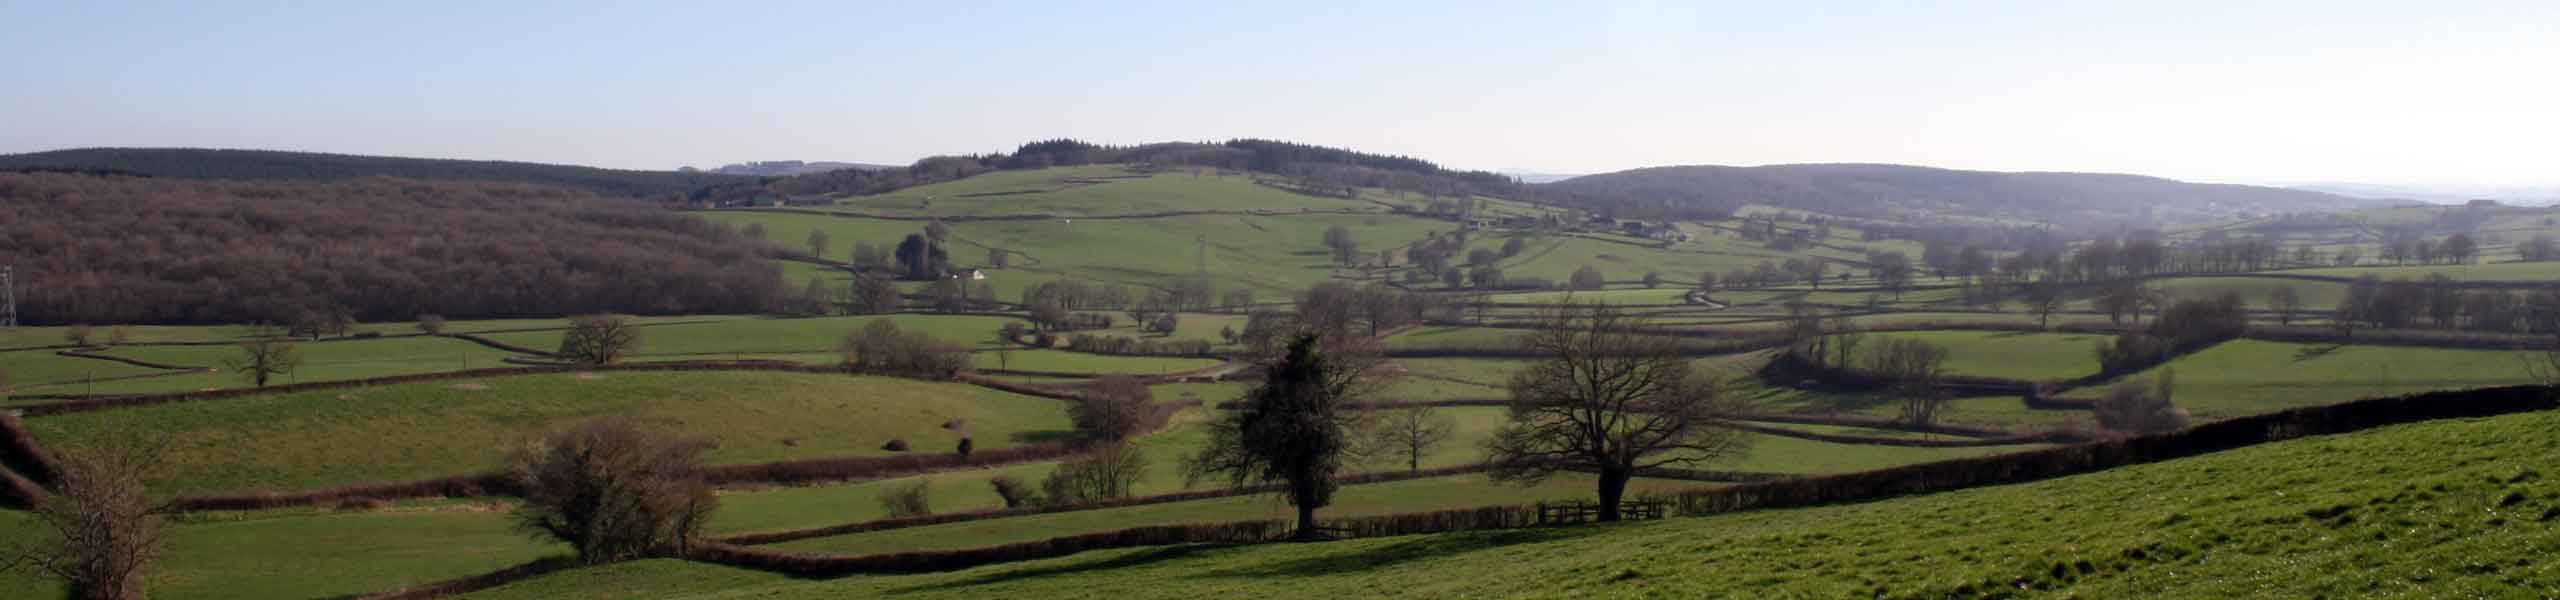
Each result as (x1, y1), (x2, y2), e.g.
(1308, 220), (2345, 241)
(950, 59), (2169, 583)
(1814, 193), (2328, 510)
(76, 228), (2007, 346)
(2289, 260), (2560, 282)
(23, 371), (1074, 494)
(0, 348), (170, 391)
(473, 393), (2560, 599)
(1379, 325), (1524, 350)
(2086, 339), (2539, 420)
(1839, 330), (2109, 381)
(704, 209), (1452, 299)
(822, 165), (1385, 217)
(1485, 287), (1691, 305)
(479, 314), (1025, 357)
(63, 335), (530, 395)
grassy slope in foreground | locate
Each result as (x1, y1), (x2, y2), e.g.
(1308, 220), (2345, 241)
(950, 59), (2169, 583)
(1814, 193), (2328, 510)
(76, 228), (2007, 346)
(24, 371), (1073, 494)
(470, 403), (2560, 599)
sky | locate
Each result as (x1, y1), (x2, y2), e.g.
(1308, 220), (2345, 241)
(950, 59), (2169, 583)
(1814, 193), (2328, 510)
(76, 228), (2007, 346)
(2, 1), (2555, 186)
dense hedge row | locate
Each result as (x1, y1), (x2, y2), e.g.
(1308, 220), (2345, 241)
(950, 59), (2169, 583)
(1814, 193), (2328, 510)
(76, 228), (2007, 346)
(721, 464), (1492, 546)
(688, 522), (1286, 576)
(171, 472), (517, 512)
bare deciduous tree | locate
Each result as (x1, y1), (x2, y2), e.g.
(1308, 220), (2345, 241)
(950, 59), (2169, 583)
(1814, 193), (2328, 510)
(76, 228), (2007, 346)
(2269, 285), (2302, 325)
(1072, 376), (1153, 440)
(510, 417), (716, 564)
(1485, 303), (1751, 521)
(2094, 370), (2188, 434)
(1370, 405), (1456, 474)
(1866, 337), (1951, 427)
(224, 326), (302, 387)
(557, 314), (641, 366)
(6, 435), (170, 600)
(1044, 442), (1148, 506)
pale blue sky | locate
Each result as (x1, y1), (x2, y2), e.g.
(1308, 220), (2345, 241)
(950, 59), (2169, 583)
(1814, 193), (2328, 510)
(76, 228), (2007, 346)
(2, 1), (2554, 185)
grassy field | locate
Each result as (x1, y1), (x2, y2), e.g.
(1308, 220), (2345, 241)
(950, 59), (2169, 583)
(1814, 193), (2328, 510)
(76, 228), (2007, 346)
(2290, 260), (2560, 281)
(0, 348), (171, 391)
(704, 204), (1450, 300)
(819, 165), (1384, 218)
(1842, 330), (2109, 381)
(68, 335), (530, 395)
(480, 314), (1024, 357)
(23, 371), (1074, 493)
(2089, 339), (2540, 420)
(972, 349), (1223, 375)
(465, 399), (2560, 599)
(1379, 325), (1523, 350)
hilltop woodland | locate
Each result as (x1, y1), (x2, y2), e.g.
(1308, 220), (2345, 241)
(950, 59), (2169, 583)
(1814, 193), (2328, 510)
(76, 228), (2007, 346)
(0, 173), (781, 325)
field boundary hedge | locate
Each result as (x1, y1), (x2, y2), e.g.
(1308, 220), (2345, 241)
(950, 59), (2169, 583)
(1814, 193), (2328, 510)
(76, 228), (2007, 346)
(438, 332), (558, 357)
(54, 348), (209, 371)
(15, 360), (1087, 417)
(718, 463), (1494, 546)
(1725, 420), (2074, 448)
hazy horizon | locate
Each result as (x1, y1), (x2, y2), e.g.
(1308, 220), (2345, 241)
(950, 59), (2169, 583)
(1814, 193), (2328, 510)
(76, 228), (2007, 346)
(4, 1), (2555, 187)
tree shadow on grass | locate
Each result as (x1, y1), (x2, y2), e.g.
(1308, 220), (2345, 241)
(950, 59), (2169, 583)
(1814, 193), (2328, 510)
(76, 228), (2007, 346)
(1191, 526), (1606, 580)
(2293, 344), (2347, 362)
(884, 544), (1222, 594)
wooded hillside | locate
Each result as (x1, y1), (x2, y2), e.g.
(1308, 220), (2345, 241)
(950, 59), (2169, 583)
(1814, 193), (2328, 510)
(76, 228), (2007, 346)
(0, 173), (781, 325)
(0, 148), (757, 198)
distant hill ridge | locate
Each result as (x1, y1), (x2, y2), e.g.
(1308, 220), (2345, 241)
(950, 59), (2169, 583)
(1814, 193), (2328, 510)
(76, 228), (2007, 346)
(0, 147), (757, 198)
(699, 160), (898, 176)
(1545, 163), (2389, 226)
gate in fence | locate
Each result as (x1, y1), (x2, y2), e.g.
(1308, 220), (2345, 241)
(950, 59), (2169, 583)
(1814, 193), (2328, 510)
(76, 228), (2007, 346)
(1535, 500), (1668, 525)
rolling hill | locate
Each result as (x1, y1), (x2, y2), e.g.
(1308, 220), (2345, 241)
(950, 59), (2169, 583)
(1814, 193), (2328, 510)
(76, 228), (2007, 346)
(1546, 163), (2389, 227)
(0, 147), (757, 198)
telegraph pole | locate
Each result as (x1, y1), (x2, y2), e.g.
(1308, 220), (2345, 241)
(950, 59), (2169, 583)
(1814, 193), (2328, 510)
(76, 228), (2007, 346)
(1, 265), (16, 329)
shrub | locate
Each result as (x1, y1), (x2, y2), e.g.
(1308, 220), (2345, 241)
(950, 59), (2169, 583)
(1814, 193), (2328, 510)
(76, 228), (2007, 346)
(510, 417), (716, 564)
(881, 439), (910, 452)
(955, 438), (974, 459)
(10, 435), (167, 600)
(879, 480), (932, 518)
(1042, 443), (1147, 505)
(2093, 332), (2172, 376)
(988, 476), (1038, 509)
(416, 314), (448, 335)
(63, 324), (94, 347)
(838, 320), (970, 378)
(2094, 370), (2188, 434)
